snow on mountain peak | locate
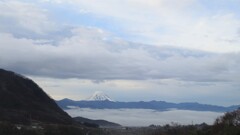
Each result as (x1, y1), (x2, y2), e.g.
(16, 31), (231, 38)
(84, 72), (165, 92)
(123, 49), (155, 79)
(88, 91), (114, 101)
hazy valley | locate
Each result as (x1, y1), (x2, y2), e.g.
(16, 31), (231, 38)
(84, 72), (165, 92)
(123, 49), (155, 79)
(59, 91), (226, 126)
(66, 108), (223, 127)
(0, 68), (239, 135)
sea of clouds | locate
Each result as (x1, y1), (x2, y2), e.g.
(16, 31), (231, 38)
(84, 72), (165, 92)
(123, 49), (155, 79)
(65, 108), (223, 127)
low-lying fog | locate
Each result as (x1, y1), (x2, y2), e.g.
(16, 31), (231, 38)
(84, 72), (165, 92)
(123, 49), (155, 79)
(65, 108), (223, 127)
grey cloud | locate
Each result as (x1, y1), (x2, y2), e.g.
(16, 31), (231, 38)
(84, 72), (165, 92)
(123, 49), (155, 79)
(0, 27), (239, 83)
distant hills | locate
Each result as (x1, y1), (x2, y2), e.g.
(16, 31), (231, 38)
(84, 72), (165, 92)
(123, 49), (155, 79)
(0, 69), (73, 124)
(57, 92), (240, 112)
(74, 117), (121, 128)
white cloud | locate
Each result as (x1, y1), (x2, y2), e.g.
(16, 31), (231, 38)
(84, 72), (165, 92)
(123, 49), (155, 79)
(40, 0), (240, 53)
(0, 0), (56, 35)
(2, 0), (240, 52)
(158, 13), (240, 52)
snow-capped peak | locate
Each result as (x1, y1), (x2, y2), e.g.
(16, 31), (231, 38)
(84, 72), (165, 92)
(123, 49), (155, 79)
(87, 91), (114, 101)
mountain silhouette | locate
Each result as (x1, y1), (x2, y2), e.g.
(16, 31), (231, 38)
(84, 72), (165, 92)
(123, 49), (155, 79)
(87, 91), (114, 101)
(57, 98), (240, 112)
(0, 69), (73, 124)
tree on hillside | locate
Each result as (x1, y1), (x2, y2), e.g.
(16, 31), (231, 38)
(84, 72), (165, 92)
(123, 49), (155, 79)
(212, 109), (240, 135)
(214, 109), (240, 126)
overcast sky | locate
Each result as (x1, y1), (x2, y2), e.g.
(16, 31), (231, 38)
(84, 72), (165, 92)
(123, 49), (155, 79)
(0, 0), (240, 106)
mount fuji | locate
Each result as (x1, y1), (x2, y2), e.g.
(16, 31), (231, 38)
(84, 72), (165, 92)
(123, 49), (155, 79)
(87, 91), (114, 101)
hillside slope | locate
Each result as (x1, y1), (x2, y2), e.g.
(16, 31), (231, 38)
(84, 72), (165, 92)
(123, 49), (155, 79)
(0, 69), (73, 124)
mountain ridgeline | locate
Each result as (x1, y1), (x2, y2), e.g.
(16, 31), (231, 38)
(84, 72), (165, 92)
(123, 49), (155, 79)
(57, 92), (239, 112)
(0, 69), (73, 124)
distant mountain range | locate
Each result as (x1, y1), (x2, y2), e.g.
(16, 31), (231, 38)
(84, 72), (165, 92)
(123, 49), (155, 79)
(57, 92), (240, 112)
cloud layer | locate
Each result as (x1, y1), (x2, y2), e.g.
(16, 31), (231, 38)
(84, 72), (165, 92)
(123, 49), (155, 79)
(0, 0), (240, 105)
(66, 108), (223, 126)
(1, 28), (240, 83)
(39, 0), (240, 52)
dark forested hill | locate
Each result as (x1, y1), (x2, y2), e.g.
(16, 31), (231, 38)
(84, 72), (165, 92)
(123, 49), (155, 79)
(0, 69), (73, 124)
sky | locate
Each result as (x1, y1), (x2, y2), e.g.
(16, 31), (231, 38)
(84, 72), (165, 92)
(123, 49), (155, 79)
(0, 0), (240, 106)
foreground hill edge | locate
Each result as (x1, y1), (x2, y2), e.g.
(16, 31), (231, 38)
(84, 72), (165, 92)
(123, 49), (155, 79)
(0, 68), (73, 124)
